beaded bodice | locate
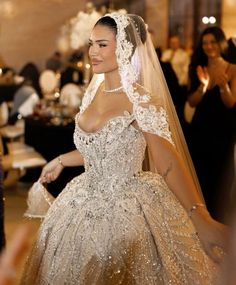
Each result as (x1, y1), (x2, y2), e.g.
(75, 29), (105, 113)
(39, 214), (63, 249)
(74, 111), (146, 183)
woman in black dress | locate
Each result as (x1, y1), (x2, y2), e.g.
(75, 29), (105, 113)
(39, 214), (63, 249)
(187, 27), (236, 221)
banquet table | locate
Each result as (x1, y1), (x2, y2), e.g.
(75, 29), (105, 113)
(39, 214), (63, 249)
(0, 83), (22, 104)
(24, 115), (84, 197)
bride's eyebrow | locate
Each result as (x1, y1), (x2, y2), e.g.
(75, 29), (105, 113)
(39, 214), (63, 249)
(89, 39), (109, 43)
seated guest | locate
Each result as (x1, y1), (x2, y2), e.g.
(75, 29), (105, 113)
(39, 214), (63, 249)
(45, 51), (62, 73)
(19, 62), (42, 97)
(8, 80), (39, 124)
(60, 51), (84, 87)
(0, 68), (15, 85)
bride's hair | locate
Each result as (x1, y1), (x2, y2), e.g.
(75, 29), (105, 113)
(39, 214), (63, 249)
(95, 16), (117, 34)
(95, 15), (147, 53)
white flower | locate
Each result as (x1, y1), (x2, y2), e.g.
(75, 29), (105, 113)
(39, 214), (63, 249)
(58, 7), (127, 51)
(70, 10), (101, 50)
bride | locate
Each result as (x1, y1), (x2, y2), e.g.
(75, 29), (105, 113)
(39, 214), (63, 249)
(20, 13), (227, 284)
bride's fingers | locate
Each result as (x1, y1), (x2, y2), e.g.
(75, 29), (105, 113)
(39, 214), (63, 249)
(40, 171), (48, 182)
(40, 167), (48, 179)
(207, 228), (229, 263)
(40, 172), (51, 183)
(46, 174), (52, 183)
(39, 175), (46, 183)
(216, 225), (230, 249)
(46, 172), (57, 183)
(51, 173), (57, 181)
(211, 244), (227, 264)
(203, 243), (225, 264)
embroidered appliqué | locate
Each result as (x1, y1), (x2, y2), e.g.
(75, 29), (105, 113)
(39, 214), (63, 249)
(134, 104), (174, 145)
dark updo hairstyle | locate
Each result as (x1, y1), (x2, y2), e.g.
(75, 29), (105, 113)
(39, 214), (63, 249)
(94, 14), (147, 54)
(95, 16), (117, 36)
(188, 26), (228, 93)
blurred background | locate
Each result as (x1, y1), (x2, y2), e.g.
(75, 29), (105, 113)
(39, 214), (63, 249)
(0, 0), (235, 70)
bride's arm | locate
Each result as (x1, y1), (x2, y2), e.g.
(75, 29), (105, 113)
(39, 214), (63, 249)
(144, 132), (204, 212)
(59, 150), (84, 167)
(144, 132), (228, 261)
(40, 150), (84, 184)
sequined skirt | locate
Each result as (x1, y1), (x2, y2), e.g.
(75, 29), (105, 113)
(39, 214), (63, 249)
(20, 171), (218, 285)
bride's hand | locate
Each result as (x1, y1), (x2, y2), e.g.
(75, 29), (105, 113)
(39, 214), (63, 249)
(191, 209), (229, 263)
(40, 157), (64, 184)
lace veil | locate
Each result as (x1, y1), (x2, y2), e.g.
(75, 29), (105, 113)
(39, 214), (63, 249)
(83, 13), (203, 198)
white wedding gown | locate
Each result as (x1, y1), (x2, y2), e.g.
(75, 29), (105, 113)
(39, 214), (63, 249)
(20, 108), (218, 284)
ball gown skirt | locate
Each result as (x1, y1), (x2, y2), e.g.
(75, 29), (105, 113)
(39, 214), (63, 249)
(20, 113), (219, 284)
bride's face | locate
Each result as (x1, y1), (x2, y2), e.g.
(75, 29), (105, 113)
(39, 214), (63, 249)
(89, 24), (118, 74)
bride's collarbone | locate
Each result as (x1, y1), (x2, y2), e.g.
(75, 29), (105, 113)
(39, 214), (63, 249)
(79, 106), (132, 133)
(89, 97), (132, 120)
(81, 109), (128, 124)
(78, 92), (133, 132)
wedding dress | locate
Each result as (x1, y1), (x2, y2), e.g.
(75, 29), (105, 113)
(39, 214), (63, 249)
(20, 13), (219, 285)
(21, 94), (217, 285)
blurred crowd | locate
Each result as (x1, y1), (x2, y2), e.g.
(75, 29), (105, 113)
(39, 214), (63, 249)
(154, 28), (236, 224)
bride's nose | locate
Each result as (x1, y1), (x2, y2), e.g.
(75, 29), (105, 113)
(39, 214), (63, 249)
(89, 45), (99, 57)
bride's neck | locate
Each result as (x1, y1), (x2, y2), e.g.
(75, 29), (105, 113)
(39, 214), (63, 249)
(104, 70), (121, 90)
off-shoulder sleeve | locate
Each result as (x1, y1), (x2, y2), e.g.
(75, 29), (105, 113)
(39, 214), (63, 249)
(133, 103), (175, 146)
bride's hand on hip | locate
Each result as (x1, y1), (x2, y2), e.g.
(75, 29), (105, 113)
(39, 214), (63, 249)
(192, 209), (229, 263)
(40, 157), (64, 184)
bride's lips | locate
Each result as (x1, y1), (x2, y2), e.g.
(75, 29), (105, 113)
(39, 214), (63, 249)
(91, 60), (102, 65)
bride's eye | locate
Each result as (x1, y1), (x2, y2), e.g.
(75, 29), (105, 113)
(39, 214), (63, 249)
(99, 44), (107, 48)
